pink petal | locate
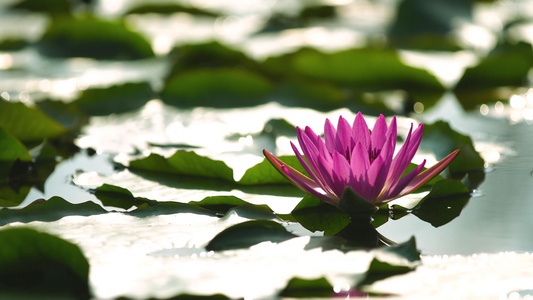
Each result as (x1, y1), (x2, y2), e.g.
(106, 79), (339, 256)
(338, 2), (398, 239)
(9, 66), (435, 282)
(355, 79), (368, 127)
(370, 114), (387, 154)
(324, 118), (336, 153)
(396, 149), (460, 198)
(335, 116), (352, 157)
(352, 112), (370, 151)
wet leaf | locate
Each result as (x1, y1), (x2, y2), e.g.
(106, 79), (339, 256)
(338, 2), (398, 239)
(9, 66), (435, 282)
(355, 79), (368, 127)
(205, 220), (297, 251)
(73, 82), (154, 116)
(278, 277), (333, 297)
(224, 203), (278, 220)
(124, 3), (220, 17)
(8, 0), (72, 15)
(189, 195), (249, 214)
(93, 183), (155, 210)
(239, 155), (306, 185)
(0, 196), (106, 225)
(262, 47), (444, 92)
(166, 41), (261, 79)
(421, 121), (485, 181)
(37, 17), (155, 60)
(0, 100), (68, 142)
(0, 127), (31, 180)
(161, 69), (273, 108)
(128, 202), (215, 218)
(0, 227), (90, 299)
(291, 195), (350, 235)
(359, 237), (420, 285)
(412, 179), (471, 227)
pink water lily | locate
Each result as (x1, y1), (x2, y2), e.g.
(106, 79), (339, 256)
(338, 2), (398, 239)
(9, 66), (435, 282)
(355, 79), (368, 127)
(263, 113), (459, 206)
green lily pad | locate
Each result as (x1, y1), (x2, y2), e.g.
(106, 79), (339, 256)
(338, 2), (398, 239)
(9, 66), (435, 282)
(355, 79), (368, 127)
(290, 195), (351, 235)
(0, 227), (91, 299)
(124, 3), (219, 17)
(0, 38), (28, 51)
(73, 82), (154, 116)
(272, 80), (348, 111)
(129, 202), (216, 218)
(0, 127), (31, 180)
(278, 277), (333, 298)
(0, 184), (31, 208)
(238, 155), (306, 185)
(0, 196), (106, 225)
(8, 0), (72, 15)
(93, 183), (155, 210)
(161, 69), (273, 108)
(411, 179), (471, 227)
(205, 220), (297, 251)
(261, 47), (445, 92)
(189, 195), (249, 214)
(35, 99), (88, 132)
(166, 41), (262, 79)
(388, 0), (472, 50)
(421, 120), (485, 182)
(359, 237), (420, 286)
(37, 17), (155, 60)
(0, 100), (68, 142)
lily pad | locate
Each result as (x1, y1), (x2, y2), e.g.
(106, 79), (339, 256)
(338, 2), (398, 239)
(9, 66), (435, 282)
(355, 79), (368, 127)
(161, 69), (273, 108)
(261, 47), (445, 92)
(420, 121), (485, 181)
(93, 183), (155, 210)
(0, 196), (106, 225)
(205, 220), (297, 251)
(0, 127), (31, 180)
(37, 17), (155, 60)
(0, 227), (91, 299)
(73, 82), (154, 116)
(239, 155), (306, 185)
(278, 277), (333, 297)
(0, 100), (68, 142)
(124, 3), (219, 17)
(8, 0), (72, 15)
(290, 195), (351, 235)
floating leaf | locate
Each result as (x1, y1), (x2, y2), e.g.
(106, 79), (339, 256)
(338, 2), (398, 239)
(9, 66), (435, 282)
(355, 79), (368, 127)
(35, 99), (88, 132)
(278, 277), (333, 298)
(129, 202), (215, 218)
(262, 47), (445, 92)
(73, 82), (154, 116)
(161, 69), (273, 108)
(0, 100), (68, 142)
(8, 0), (72, 15)
(0, 127), (31, 180)
(0, 227), (91, 299)
(189, 195), (249, 214)
(124, 3), (219, 17)
(290, 195), (351, 235)
(239, 155), (306, 185)
(412, 179), (471, 227)
(224, 203), (278, 220)
(0, 196), (106, 225)
(359, 237), (420, 286)
(166, 41), (262, 79)
(205, 220), (296, 251)
(37, 17), (154, 60)
(420, 121), (485, 185)
(93, 183), (155, 210)
(0, 38), (28, 51)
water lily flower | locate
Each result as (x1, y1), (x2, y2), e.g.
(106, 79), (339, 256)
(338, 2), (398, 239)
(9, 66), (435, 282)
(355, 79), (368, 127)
(263, 113), (459, 206)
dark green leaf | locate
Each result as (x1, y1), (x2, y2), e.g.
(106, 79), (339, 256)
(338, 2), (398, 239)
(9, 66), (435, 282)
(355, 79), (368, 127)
(73, 82), (154, 116)
(0, 196), (106, 225)
(224, 203), (278, 220)
(93, 183), (155, 210)
(291, 195), (350, 235)
(0, 227), (90, 299)
(412, 180), (471, 227)
(128, 202), (216, 218)
(278, 277), (333, 298)
(0, 38), (28, 51)
(162, 69), (273, 108)
(189, 195), (248, 214)
(8, 0), (72, 15)
(0, 127), (31, 180)
(337, 188), (379, 217)
(0, 100), (68, 142)
(359, 237), (420, 286)
(35, 99), (88, 132)
(37, 17), (154, 60)
(205, 220), (296, 251)
(129, 153), (177, 173)
(124, 4), (219, 17)
(261, 118), (297, 138)
(239, 155), (306, 185)
(0, 184), (31, 208)
(420, 120), (485, 183)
